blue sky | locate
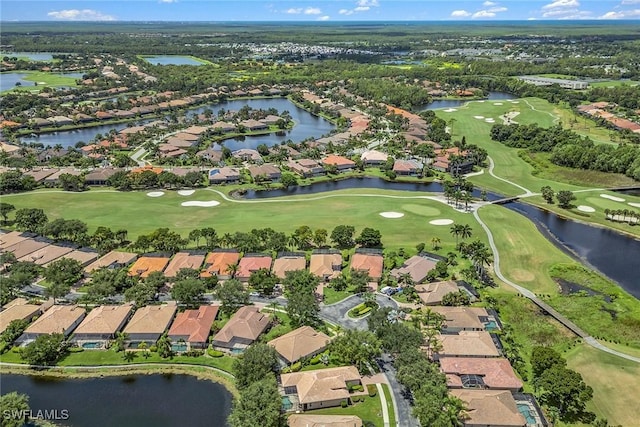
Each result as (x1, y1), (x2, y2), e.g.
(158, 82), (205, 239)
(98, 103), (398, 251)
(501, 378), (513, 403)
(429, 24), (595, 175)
(2, 1), (640, 21)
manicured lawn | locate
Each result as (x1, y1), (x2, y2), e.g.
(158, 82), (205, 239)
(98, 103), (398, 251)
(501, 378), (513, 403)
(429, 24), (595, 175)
(589, 80), (640, 88)
(565, 344), (640, 427)
(381, 384), (396, 427)
(304, 393), (384, 427)
(323, 287), (355, 305)
(2, 188), (484, 251)
(5, 71), (80, 92)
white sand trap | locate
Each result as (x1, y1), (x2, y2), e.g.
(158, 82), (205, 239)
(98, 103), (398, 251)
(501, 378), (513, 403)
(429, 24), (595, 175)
(511, 101), (519, 104)
(147, 191), (165, 197)
(629, 202), (640, 208)
(577, 205), (595, 213)
(429, 219), (454, 225)
(474, 116), (485, 119)
(379, 212), (404, 218)
(477, 100), (485, 103)
(600, 194), (625, 202)
(443, 108), (458, 112)
(181, 200), (220, 207)
(177, 189), (195, 196)
(493, 102), (503, 106)
(485, 118), (495, 123)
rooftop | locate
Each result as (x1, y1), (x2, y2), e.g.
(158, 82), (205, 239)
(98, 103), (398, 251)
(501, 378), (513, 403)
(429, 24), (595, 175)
(128, 256), (171, 278)
(268, 326), (330, 364)
(390, 255), (437, 284)
(24, 305), (86, 335)
(414, 280), (460, 305)
(163, 252), (206, 278)
(272, 255), (307, 280)
(73, 304), (134, 335)
(451, 389), (526, 427)
(237, 255), (272, 279)
(123, 303), (177, 335)
(0, 298), (44, 334)
(213, 305), (270, 344)
(438, 331), (500, 358)
(309, 253), (342, 279)
(350, 253), (384, 280)
(432, 306), (489, 331)
(168, 305), (219, 343)
(281, 366), (361, 405)
(85, 250), (138, 273)
(440, 357), (523, 390)
(201, 251), (240, 277)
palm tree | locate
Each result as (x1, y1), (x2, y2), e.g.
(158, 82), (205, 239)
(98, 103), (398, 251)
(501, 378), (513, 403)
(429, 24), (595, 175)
(226, 262), (239, 278)
(450, 224), (463, 245)
(123, 351), (136, 362)
(462, 192), (473, 212)
(460, 224), (473, 241)
(431, 237), (441, 251)
(113, 331), (128, 352)
(604, 208), (610, 220)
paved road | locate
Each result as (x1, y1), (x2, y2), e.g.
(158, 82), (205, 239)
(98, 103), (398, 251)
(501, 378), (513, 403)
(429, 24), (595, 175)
(377, 354), (419, 427)
(320, 294), (398, 330)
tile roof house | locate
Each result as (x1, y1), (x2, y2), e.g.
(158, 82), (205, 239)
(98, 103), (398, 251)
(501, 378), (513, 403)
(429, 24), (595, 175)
(268, 326), (330, 365)
(168, 305), (219, 349)
(0, 231), (32, 251)
(58, 249), (99, 267)
(163, 252), (205, 278)
(390, 255), (437, 284)
(72, 304), (134, 346)
(236, 254), (273, 281)
(18, 244), (73, 265)
(200, 251), (241, 279)
(272, 254), (307, 280)
(128, 256), (171, 278)
(287, 159), (325, 177)
(0, 298), (48, 335)
(123, 303), (177, 344)
(280, 366), (362, 411)
(435, 331), (500, 360)
(450, 389), (526, 427)
(322, 155), (356, 171)
(84, 251), (138, 274)
(393, 159), (421, 175)
(432, 306), (490, 334)
(414, 280), (461, 305)
(360, 150), (389, 165)
(209, 167), (241, 184)
(20, 305), (86, 341)
(212, 305), (270, 351)
(232, 148), (263, 163)
(350, 253), (384, 281)
(309, 252), (342, 281)
(248, 164), (281, 182)
(287, 415), (363, 427)
(4, 238), (52, 259)
(440, 357), (523, 391)
(84, 168), (122, 186)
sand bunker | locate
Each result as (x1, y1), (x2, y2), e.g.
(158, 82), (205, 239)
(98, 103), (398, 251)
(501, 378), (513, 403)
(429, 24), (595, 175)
(429, 219), (454, 225)
(177, 189), (195, 196)
(474, 116), (485, 119)
(147, 191), (165, 197)
(493, 102), (503, 106)
(600, 194), (625, 202)
(501, 111), (520, 124)
(443, 108), (458, 112)
(379, 212), (404, 218)
(511, 101), (519, 104)
(477, 100), (485, 103)
(629, 202), (640, 208)
(181, 201), (220, 207)
(485, 118), (495, 123)
(577, 205), (595, 213)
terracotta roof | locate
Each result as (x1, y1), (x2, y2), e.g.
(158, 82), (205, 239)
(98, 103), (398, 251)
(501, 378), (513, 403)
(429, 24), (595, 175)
(440, 357), (523, 390)
(24, 305), (86, 335)
(393, 159), (420, 173)
(123, 304), (177, 335)
(85, 251), (138, 273)
(200, 251), (240, 277)
(168, 305), (219, 344)
(350, 253), (383, 280)
(248, 164), (281, 178)
(438, 331), (500, 358)
(431, 306), (488, 331)
(272, 256), (306, 280)
(237, 255), (272, 279)
(128, 256), (171, 278)
(19, 244), (73, 265)
(0, 299), (44, 334)
(390, 256), (436, 283)
(360, 150), (388, 163)
(322, 155), (356, 167)
(73, 304), (133, 335)
(268, 326), (330, 364)
(280, 366), (361, 405)
(414, 281), (460, 305)
(288, 414), (363, 427)
(450, 389), (526, 427)
(212, 306), (269, 344)
(309, 253), (342, 280)
(163, 252), (205, 278)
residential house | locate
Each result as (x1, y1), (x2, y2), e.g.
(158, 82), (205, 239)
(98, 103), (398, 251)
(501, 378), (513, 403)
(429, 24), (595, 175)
(350, 253), (384, 281)
(322, 155), (356, 172)
(236, 254), (273, 281)
(309, 252), (342, 281)
(22, 168), (57, 183)
(360, 150), (388, 166)
(20, 305), (86, 342)
(0, 231), (31, 251)
(168, 305), (219, 349)
(200, 251), (241, 280)
(393, 159), (421, 176)
(248, 164), (281, 182)
(163, 252), (205, 278)
(43, 168), (82, 187)
(390, 255), (437, 284)
(58, 249), (99, 267)
(84, 168), (122, 186)
(196, 148), (223, 164)
(3, 237), (52, 260)
(209, 167), (241, 184)
(440, 357), (523, 391)
(431, 307), (491, 334)
(435, 331), (500, 360)
(211, 121), (236, 133)
(18, 244), (73, 266)
(84, 251), (138, 274)
(268, 326), (330, 365)
(72, 304), (134, 348)
(241, 119), (268, 131)
(272, 254), (306, 280)
(211, 305), (270, 352)
(450, 390), (526, 427)
(232, 149), (263, 163)
(280, 366), (362, 411)
(0, 298), (48, 335)
(123, 303), (177, 345)
(128, 255), (171, 278)
(414, 280), (461, 305)
(288, 415), (363, 427)
(287, 159), (324, 177)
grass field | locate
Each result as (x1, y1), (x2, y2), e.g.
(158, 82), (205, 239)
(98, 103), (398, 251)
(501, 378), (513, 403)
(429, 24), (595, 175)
(303, 390), (385, 427)
(5, 71), (80, 93)
(588, 80), (640, 88)
(2, 188), (484, 251)
(565, 344), (640, 427)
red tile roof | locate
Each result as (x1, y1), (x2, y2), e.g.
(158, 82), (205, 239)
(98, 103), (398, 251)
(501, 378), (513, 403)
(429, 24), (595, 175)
(168, 305), (219, 344)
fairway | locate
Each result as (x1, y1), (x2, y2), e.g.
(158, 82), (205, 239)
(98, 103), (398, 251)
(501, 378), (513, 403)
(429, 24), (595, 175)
(2, 188), (484, 250)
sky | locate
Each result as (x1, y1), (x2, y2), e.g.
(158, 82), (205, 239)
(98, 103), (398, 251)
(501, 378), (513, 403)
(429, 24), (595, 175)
(2, 0), (640, 22)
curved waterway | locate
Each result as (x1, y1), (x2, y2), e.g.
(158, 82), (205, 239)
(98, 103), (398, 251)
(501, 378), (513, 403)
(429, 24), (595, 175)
(420, 91), (515, 110)
(0, 373), (232, 427)
(241, 177), (640, 297)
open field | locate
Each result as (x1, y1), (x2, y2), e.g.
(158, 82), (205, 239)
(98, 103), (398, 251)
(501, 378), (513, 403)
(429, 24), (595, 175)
(565, 344), (640, 427)
(1, 188), (484, 251)
(4, 71), (80, 93)
(588, 80), (640, 88)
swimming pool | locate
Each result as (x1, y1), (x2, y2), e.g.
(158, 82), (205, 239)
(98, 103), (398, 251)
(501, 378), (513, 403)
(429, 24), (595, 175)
(281, 396), (293, 411)
(172, 343), (188, 353)
(517, 403), (537, 425)
(81, 342), (102, 349)
(484, 320), (499, 331)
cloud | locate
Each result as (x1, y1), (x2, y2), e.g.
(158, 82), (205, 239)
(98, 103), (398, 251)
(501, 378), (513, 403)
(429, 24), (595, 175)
(357, 0), (379, 6)
(286, 8), (302, 14)
(451, 9), (472, 17)
(354, 6), (370, 11)
(158, 0), (178, 3)
(317, 15), (330, 21)
(542, 0), (580, 10)
(339, 9), (353, 15)
(600, 9), (640, 18)
(621, 0), (640, 4)
(489, 6), (508, 12)
(483, 1), (497, 5)
(47, 9), (115, 21)
(340, 0), (379, 15)
(304, 7), (322, 15)
(473, 10), (497, 18)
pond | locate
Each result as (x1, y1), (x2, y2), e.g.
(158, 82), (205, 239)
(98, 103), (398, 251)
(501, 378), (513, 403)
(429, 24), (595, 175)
(0, 72), (29, 92)
(143, 55), (204, 66)
(0, 52), (55, 61)
(1, 373), (232, 427)
(420, 91), (516, 110)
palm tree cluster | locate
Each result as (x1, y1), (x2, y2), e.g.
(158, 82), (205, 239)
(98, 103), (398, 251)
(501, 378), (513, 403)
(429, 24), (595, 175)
(604, 208), (639, 225)
(443, 178), (475, 211)
(457, 239), (493, 277)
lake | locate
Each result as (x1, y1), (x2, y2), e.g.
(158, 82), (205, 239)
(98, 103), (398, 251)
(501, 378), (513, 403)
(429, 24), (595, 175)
(421, 91), (515, 110)
(1, 71), (86, 92)
(143, 55), (204, 66)
(0, 52), (55, 61)
(0, 373), (232, 427)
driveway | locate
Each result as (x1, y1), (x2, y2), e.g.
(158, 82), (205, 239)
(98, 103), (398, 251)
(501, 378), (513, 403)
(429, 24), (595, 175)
(377, 353), (420, 427)
(320, 293), (398, 330)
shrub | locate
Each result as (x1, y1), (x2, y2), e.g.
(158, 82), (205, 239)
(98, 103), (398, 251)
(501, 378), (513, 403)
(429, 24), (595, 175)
(207, 349), (224, 357)
(149, 345), (158, 353)
(310, 355), (321, 365)
(281, 366), (291, 374)
(367, 384), (377, 397)
(291, 361), (302, 372)
(68, 346), (84, 353)
(0, 342), (7, 354)
(183, 349), (204, 357)
(341, 400), (348, 408)
(11, 346), (21, 353)
(353, 384), (364, 392)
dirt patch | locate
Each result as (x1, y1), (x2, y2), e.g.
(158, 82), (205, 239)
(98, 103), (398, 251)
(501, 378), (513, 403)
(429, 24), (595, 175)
(510, 268), (535, 282)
